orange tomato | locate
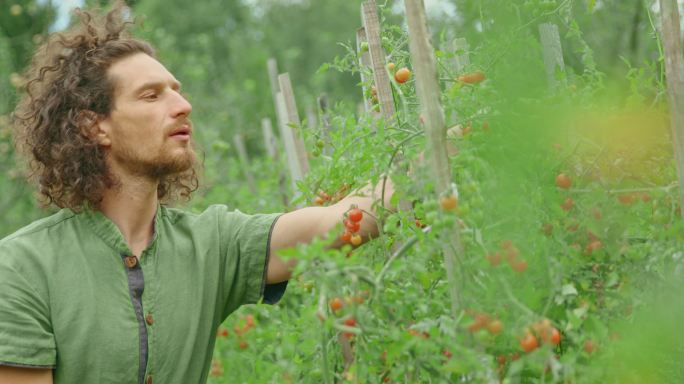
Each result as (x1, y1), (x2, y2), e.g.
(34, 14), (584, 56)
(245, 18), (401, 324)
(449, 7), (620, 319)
(394, 67), (411, 83)
(457, 71), (485, 84)
(520, 332), (539, 353)
(440, 195), (458, 211)
(555, 173), (572, 189)
(487, 319), (503, 335)
(329, 297), (344, 312)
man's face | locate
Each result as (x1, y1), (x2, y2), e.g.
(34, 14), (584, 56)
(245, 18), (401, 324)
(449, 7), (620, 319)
(97, 53), (196, 180)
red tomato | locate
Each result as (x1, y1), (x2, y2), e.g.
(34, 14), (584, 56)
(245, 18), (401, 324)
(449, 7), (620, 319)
(548, 327), (561, 345)
(344, 318), (357, 327)
(555, 173), (572, 189)
(520, 332), (539, 353)
(561, 197), (574, 211)
(329, 297), (344, 312)
(340, 231), (352, 243)
(348, 208), (363, 223)
(344, 219), (361, 233)
(512, 260), (528, 273)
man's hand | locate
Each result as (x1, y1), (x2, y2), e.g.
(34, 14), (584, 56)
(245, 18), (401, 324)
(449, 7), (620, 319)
(266, 178), (395, 284)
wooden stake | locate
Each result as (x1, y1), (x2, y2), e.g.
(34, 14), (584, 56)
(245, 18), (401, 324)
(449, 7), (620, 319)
(276, 91), (304, 199)
(405, 0), (462, 317)
(261, 117), (278, 160)
(232, 133), (257, 194)
(278, 73), (310, 175)
(538, 23), (565, 91)
(361, 1), (395, 123)
(357, 27), (379, 115)
(658, 0), (684, 218)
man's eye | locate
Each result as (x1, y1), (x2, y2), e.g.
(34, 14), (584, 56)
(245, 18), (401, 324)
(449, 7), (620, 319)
(143, 93), (158, 100)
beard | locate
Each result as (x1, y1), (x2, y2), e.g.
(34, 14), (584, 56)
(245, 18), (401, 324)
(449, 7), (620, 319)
(112, 139), (198, 180)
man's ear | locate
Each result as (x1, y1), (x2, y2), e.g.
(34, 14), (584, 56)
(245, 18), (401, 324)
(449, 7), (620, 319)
(79, 110), (111, 147)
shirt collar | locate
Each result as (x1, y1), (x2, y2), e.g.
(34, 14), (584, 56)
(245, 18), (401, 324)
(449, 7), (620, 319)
(82, 203), (162, 256)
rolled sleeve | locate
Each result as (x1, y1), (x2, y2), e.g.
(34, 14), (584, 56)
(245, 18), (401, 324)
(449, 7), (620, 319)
(0, 263), (56, 368)
(217, 207), (286, 318)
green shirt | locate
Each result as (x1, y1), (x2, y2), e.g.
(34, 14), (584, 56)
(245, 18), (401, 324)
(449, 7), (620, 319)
(0, 204), (284, 383)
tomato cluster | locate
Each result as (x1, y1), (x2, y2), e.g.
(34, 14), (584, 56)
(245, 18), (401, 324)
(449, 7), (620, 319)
(340, 205), (364, 246)
(486, 240), (528, 273)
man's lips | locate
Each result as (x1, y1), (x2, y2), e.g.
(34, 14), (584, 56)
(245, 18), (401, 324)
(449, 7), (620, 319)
(170, 124), (192, 139)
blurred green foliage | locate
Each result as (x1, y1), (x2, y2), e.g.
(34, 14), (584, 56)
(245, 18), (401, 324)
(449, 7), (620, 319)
(1, 0), (683, 382)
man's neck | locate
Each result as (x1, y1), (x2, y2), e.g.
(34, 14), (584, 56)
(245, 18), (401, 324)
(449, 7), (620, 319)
(98, 173), (159, 257)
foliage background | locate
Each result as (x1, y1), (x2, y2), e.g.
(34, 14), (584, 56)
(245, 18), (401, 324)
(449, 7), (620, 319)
(2, 0), (684, 382)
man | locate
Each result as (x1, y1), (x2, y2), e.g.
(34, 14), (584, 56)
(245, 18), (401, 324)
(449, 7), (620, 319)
(0, 5), (393, 384)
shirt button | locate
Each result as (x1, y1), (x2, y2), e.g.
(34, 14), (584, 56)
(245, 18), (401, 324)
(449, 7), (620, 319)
(145, 314), (154, 326)
(124, 256), (138, 269)
(146, 376), (153, 384)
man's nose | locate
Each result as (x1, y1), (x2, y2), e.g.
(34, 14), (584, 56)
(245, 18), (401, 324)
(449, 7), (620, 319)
(171, 90), (192, 117)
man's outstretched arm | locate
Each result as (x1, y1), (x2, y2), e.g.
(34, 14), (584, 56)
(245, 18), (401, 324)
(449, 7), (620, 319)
(267, 180), (395, 284)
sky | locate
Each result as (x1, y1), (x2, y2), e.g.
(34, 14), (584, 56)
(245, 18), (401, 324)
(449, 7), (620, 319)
(40, 0), (84, 31)
(48, 0), (458, 31)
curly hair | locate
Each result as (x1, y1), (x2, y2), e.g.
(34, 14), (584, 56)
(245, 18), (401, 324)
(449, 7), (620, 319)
(11, 3), (199, 212)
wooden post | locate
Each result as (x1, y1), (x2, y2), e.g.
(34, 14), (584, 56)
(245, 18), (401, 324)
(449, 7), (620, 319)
(261, 117), (278, 160)
(538, 23), (565, 91)
(361, 1), (395, 123)
(232, 133), (257, 194)
(276, 91), (304, 198)
(405, 0), (462, 317)
(267, 58), (282, 123)
(356, 27), (379, 115)
(278, 73), (310, 176)
(658, 0), (684, 218)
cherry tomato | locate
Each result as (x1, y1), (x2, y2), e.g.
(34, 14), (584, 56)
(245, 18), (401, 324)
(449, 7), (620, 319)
(394, 67), (411, 83)
(344, 219), (361, 233)
(457, 71), (485, 84)
(487, 252), (502, 267)
(344, 318), (357, 327)
(555, 173), (572, 189)
(314, 196), (325, 206)
(520, 332), (539, 353)
(238, 340), (248, 349)
(548, 327), (561, 345)
(387, 62), (396, 71)
(440, 195), (458, 211)
(584, 339), (595, 354)
(350, 234), (362, 246)
(487, 319), (503, 335)
(348, 208), (363, 223)
(329, 297), (344, 312)
(340, 231), (352, 243)
(618, 193), (635, 205)
(561, 197), (574, 211)
(512, 260), (528, 273)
